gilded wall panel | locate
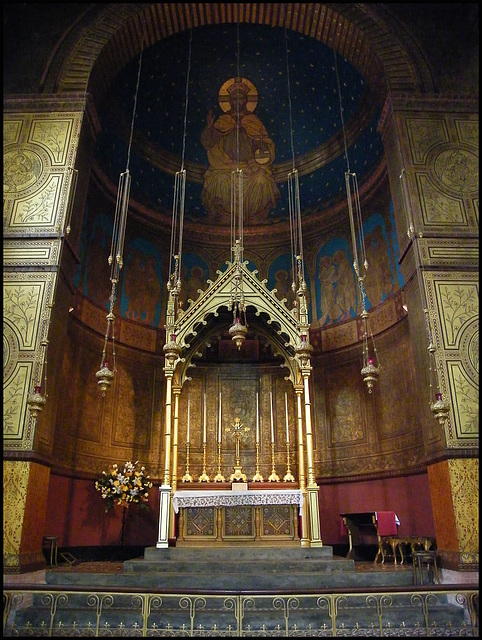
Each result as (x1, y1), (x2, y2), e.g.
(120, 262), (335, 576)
(448, 459), (479, 560)
(399, 111), (478, 233)
(10, 174), (63, 230)
(455, 119), (478, 145)
(29, 118), (75, 165)
(417, 173), (467, 226)
(4, 272), (56, 449)
(3, 461), (29, 566)
(3, 363), (31, 441)
(3, 275), (55, 350)
(447, 362), (478, 438)
(430, 278), (478, 348)
(3, 119), (23, 144)
(4, 112), (82, 236)
(425, 273), (478, 448)
(3, 238), (62, 267)
(433, 147), (478, 195)
(419, 238), (479, 268)
(406, 117), (450, 164)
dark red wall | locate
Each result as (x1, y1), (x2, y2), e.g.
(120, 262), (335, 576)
(319, 472), (436, 545)
(45, 475), (159, 548)
(44, 472), (435, 548)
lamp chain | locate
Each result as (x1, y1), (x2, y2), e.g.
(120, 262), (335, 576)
(334, 48), (380, 392)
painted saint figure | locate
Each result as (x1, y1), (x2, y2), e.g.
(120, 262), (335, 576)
(201, 76), (280, 222)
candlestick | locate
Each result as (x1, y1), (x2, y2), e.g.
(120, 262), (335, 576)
(270, 391), (274, 443)
(203, 392), (207, 443)
(252, 440), (264, 482)
(218, 391), (222, 443)
(283, 441), (295, 482)
(187, 391), (190, 442)
(198, 442), (210, 482)
(268, 440), (280, 482)
(213, 442), (225, 482)
(182, 442), (193, 482)
(285, 391), (289, 443)
(256, 392), (259, 443)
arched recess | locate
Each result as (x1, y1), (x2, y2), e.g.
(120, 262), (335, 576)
(40, 4), (435, 99)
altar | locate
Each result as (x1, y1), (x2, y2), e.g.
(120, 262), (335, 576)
(173, 488), (303, 546)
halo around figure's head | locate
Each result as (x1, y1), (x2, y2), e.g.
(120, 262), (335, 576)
(219, 77), (258, 113)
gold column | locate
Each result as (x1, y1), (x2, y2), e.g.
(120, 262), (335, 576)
(169, 387), (181, 540)
(303, 373), (322, 546)
(157, 372), (173, 548)
(295, 385), (310, 546)
(158, 334), (182, 548)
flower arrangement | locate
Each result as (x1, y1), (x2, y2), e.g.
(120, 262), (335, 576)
(95, 460), (153, 512)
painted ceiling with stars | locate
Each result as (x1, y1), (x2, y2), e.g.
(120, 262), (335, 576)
(94, 22), (384, 228)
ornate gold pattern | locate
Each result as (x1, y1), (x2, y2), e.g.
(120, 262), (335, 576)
(4, 146), (43, 194)
(30, 117), (74, 166)
(434, 148), (478, 194)
(3, 238), (62, 267)
(3, 587), (479, 636)
(425, 274), (478, 448)
(418, 174), (466, 225)
(3, 461), (29, 567)
(448, 459), (479, 563)
(262, 505), (291, 536)
(406, 118), (450, 165)
(185, 507), (215, 537)
(225, 506), (254, 537)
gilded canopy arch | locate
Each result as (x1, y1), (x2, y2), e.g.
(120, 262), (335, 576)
(168, 262), (305, 387)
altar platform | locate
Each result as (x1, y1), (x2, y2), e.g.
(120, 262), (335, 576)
(45, 545), (416, 591)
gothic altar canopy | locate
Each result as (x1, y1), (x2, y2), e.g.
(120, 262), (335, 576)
(156, 256), (323, 549)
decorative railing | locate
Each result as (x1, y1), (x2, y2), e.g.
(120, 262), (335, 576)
(3, 586), (478, 637)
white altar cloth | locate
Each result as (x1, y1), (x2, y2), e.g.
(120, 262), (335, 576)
(172, 489), (303, 514)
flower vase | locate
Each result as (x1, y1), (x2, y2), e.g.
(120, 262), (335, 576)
(120, 505), (128, 547)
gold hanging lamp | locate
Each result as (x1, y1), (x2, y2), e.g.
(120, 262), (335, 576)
(95, 37), (144, 394)
(335, 52), (381, 393)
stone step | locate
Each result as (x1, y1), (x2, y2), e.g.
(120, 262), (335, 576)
(123, 556), (354, 575)
(45, 545), (420, 591)
(143, 545), (335, 562)
(46, 566), (414, 591)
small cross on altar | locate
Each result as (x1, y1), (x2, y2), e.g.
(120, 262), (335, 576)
(226, 417), (250, 482)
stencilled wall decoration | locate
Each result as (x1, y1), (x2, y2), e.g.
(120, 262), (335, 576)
(448, 458), (479, 566)
(404, 113), (478, 231)
(3, 113), (81, 235)
(3, 273), (56, 447)
(426, 273), (479, 447)
(3, 109), (81, 452)
(406, 118), (450, 164)
(417, 173), (467, 225)
(3, 461), (30, 569)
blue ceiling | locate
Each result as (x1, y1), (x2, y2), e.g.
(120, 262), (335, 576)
(95, 23), (384, 225)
